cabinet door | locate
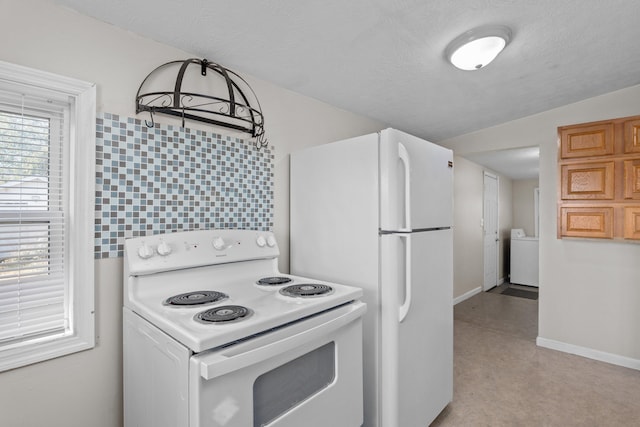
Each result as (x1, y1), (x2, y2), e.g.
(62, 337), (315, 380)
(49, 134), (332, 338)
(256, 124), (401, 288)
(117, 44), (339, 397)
(560, 206), (613, 239)
(559, 123), (614, 159)
(558, 115), (640, 242)
(624, 119), (640, 154)
(624, 207), (640, 239)
(561, 161), (614, 200)
(624, 160), (640, 199)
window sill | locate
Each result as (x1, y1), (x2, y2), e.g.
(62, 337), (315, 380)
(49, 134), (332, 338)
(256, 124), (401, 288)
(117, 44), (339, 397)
(0, 328), (95, 372)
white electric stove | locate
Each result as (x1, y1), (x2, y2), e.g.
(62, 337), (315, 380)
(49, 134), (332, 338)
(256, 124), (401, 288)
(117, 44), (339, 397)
(123, 229), (366, 427)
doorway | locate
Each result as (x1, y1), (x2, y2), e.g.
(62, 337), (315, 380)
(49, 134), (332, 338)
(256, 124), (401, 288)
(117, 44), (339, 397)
(482, 172), (499, 291)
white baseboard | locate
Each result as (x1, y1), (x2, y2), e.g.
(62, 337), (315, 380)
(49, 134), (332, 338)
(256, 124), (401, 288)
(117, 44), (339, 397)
(536, 337), (640, 371)
(498, 277), (505, 285)
(453, 286), (482, 305)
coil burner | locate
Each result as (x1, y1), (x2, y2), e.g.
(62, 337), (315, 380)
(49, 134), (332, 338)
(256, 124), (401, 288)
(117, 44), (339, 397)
(195, 305), (253, 323)
(164, 291), (228, 306)
(256, 276), (293, 286)
(279, 284), (334, 298)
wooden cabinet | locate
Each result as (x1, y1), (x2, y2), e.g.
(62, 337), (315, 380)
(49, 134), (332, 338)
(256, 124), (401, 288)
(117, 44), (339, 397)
(561, 161), (614, 200)
(624, 207), (640, 239)
(561, 207), (613, 239)
(558, 115), (640, 241)
(560, 123), (614, 158)
(624, 159), (640, 199)
(624, 119), (640, 154)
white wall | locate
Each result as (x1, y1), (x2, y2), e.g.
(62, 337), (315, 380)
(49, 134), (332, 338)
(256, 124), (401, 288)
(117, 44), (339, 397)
(452, 156), (512, 299)
(452, 156), (484, 298)
(512, 178), (539, 237)
(441, 84), (640, 367)
(0, 1), (384, 426)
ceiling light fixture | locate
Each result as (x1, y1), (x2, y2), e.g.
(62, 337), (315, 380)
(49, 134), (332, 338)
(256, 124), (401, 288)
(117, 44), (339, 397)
(445, 25), (512, 71)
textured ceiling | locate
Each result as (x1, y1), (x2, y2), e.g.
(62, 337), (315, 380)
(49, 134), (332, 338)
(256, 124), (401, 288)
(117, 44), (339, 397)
(56, 0), (640, 178)
(465, 147), (540, 180)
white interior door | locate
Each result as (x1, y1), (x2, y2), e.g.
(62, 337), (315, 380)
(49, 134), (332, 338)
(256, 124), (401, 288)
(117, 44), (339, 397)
(483, 172), (499, 291)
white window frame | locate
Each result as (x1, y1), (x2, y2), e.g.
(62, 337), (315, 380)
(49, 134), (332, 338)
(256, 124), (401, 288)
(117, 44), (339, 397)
(0, 60), (95, 371)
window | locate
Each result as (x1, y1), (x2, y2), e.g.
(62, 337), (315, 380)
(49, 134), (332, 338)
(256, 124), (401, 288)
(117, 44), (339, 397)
(0, 61), (95, 371)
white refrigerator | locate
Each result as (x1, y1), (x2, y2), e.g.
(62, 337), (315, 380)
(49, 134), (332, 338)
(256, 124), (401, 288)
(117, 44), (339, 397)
(290, 128), (453, 427)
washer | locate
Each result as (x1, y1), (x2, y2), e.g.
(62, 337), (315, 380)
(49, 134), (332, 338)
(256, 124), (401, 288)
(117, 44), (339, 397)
(510, 229), (539, 287)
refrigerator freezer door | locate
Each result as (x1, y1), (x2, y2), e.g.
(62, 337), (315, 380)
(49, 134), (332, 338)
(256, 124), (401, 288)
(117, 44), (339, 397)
(380, 229), (453, 427)
(380, 128), (453, 231)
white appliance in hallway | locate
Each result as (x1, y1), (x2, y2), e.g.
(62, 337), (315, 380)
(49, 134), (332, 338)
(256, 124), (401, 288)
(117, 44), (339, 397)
(510, 228), (539, 287)
(123, 229), (366, 427)
(290, 128), (453, 427)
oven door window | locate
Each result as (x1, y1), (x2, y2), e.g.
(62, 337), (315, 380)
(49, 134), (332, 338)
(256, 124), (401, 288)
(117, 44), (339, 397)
(253, 342), (335, 426)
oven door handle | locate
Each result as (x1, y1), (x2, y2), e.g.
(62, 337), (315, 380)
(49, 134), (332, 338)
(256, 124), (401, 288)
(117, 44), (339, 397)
(196, 302), (366, 380)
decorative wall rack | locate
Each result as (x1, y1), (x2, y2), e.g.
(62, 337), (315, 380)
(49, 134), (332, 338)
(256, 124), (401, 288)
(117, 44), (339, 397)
(135, 58), (268, 149)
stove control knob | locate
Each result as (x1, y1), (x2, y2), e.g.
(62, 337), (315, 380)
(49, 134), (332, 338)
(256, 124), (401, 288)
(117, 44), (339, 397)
(212, 237), (226, 251)
(256, 235), (266, 247)
(157, 239), (172, 256)
(137, 242), (154, 259)
(266, 235), (277, 247)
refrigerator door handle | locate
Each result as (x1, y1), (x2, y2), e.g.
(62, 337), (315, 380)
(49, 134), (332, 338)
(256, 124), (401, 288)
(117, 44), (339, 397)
(398, 233), (412, 322)
(398, 142), (411, 231)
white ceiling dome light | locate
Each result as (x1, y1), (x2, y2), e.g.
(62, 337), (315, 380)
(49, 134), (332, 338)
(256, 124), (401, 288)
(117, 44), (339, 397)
(445, 25), (512, 71)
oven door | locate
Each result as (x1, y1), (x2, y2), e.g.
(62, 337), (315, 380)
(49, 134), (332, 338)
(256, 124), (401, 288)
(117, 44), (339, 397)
(189, 301), (365, 427)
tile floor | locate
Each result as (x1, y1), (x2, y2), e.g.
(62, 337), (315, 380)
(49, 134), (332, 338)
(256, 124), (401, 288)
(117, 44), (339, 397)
(431, 287), (640, 426)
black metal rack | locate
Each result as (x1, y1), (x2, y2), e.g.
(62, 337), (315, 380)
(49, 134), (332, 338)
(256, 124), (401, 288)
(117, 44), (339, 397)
(136, 58), (267, 149)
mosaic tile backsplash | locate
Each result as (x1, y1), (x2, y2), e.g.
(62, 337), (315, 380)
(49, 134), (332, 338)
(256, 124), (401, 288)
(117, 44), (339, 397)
(94, 112), (274, 258)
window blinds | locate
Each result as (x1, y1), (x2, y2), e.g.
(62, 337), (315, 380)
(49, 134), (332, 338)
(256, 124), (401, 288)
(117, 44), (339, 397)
(0, 93), (68, 346)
